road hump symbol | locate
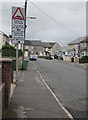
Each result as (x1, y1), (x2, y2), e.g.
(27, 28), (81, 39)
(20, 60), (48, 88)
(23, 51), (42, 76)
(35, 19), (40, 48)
(12, 7), (24, 20)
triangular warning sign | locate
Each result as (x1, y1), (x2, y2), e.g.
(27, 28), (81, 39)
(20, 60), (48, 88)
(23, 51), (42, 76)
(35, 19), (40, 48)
(12, 7), (24, 20)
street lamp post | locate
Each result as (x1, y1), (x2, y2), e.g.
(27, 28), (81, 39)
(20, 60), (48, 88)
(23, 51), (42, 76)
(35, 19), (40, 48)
(23, 0), (36, 59)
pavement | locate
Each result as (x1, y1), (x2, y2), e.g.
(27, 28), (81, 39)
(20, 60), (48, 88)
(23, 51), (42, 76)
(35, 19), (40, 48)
(4, 61), (70, 119)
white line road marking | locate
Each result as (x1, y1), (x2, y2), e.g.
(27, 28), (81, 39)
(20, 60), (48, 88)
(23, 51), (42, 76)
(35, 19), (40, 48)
(32, 63), (74, 120)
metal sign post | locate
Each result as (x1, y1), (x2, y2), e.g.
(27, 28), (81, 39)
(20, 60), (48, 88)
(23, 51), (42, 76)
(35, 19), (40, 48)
(12, 7), (25, 82)
(16, 44), (18, 81)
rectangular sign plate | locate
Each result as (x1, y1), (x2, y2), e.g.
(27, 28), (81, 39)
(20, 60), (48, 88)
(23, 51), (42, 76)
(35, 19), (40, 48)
(12, 7), (25, 44)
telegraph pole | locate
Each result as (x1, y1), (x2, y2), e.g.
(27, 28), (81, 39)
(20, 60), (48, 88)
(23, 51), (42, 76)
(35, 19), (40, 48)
(23, 0), (27, 59)
(25, 0), (27, 22)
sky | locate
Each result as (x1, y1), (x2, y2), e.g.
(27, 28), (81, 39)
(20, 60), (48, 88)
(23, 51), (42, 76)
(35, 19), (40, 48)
(0, 0), (87, 48)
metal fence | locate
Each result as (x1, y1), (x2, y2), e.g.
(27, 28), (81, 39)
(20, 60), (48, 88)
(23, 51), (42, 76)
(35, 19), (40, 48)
(1, 49), (22, 58)
(2, 49), (16, 58)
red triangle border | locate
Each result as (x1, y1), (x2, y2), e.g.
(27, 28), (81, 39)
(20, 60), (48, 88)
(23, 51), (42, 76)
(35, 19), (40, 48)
(12, 7), (24, 20)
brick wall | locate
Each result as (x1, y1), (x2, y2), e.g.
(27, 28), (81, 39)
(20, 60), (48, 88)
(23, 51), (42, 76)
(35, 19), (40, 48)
(0, 83), (5, 118)
(0, 85), (2, 120)
(2, 60), (12, 107)
(0, 63), (5, 119)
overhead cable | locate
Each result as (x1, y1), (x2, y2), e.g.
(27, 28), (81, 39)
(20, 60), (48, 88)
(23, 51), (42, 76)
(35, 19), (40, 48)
(30, 1), (79, 36)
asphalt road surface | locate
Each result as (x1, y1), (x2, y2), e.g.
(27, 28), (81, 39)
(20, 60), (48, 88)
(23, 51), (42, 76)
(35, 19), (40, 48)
(33, 58), (87, 119)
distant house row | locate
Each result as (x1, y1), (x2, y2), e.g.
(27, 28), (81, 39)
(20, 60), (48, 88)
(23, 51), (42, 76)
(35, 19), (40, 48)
(62, 36), (88, 62)
(65, 36), (88, 58)
(24, 40), (62, 58)
(0, 32), (62, 58)
(0, 31), (88, 60)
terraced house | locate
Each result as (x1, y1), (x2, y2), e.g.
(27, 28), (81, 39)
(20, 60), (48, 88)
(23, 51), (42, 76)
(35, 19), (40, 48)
(24, 40), (62, 58)
(67, 36), (88, 58)
(80, 37), (88, 57)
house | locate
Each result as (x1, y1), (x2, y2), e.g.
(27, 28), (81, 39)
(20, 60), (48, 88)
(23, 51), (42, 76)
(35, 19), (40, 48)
(49, 42), (62, 56)
(79, 36), (88, 57)
(0, 31), (9, 49)
(67, 38), (82, 57)
(24, 40), (52, 57)
(24, 40), (44, 58)
(24, 40), (62, 58)
(42, 42), (52, 56)
(0, 31), (9, 57)
(67, 36), (88, 58)
(63, 36), (88, 62)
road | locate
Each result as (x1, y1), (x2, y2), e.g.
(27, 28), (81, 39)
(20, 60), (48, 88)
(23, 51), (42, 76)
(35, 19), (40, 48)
(33, 58), (87, 119)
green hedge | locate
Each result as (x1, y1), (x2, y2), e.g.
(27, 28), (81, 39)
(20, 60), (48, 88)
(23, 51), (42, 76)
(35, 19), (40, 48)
(2, 44), (22, 57)
(80, 56), (88, 60)
(2, 44), (15, 50)
(79, 56), (88, 63)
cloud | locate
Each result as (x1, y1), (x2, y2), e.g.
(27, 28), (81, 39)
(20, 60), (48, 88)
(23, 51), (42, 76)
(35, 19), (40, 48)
(26, 2), (86, 45)
(0, 2), (2, 31)
(1, 1), (86, 46)
(1, 0), (87, 2)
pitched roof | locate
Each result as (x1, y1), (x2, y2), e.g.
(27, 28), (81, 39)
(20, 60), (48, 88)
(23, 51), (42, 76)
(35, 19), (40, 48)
(49, 42), (62, 49)
(0, 31), (8, 37)
(30, 40), (43, 46)
(24, 40), (52, 48)
(68, 36), (88, 45)
(42, 42), (52, 48)
(80, 36), (88, 43)
(24, 40), (42, 46)
(49, 42), (56, 47)
(24, 40), (31, 45)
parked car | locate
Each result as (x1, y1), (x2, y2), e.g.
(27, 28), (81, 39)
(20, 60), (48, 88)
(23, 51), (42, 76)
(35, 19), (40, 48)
(60, 56), (63, 61)
(45, 55), (54, 60)
(30, 54), (37, 61)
